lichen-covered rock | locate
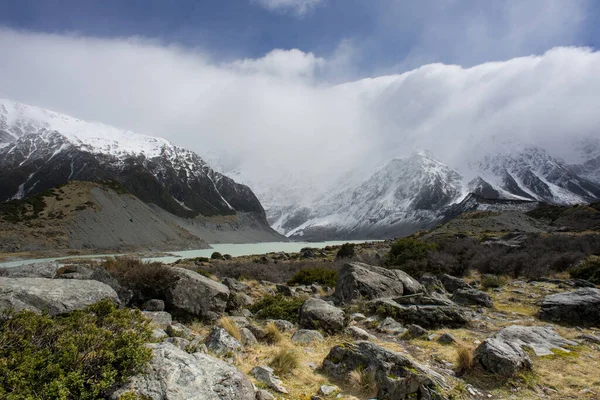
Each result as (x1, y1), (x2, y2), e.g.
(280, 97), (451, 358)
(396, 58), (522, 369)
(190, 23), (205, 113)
(538, 288), (600, 327)
(494, 325), (577, 356)
(291, 329), (324, 344)
(369, 298), (469, 329)
(240, 327), (258, 346)
(322, 341), (446, 400)
(474, 338), (532, 378)
(266, 319), (295, 332)
(335, 262), (423, 304)
(299, 298), (346, 334)
(143, 299), (165, 312)
(404, 324), (429, 339)
(142, 311), (172, 329)
(54, 264), (133, 304)
(165, 267), (230, 320)
(109, 342), (255, 400)
(377, 317), (406, 335)
(438, 274), (471, 293)
(250, 366), (288, 394)
(451, 289), (493, 308)
(347, 326), (377, 341)
(0, 262), (58, 278)
(206, 327), (244, 356)
(0, 277), (119, 315)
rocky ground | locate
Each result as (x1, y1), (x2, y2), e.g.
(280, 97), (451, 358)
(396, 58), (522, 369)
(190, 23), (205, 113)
(1, 241), (600, 400)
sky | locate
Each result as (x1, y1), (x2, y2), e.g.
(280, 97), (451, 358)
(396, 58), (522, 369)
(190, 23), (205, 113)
(0, 0), (600, 196)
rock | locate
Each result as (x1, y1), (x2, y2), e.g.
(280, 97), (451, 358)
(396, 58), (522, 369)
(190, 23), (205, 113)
(348, 326), (377, 341)
(405, 324), (429, 339)
(474, 338), (532, 378)
(266, 319), (295, 332)
(393, 292), (456, 306)
(109, 342), (255, 400)
(54, 264), (133, 304)
(276, 284), (296, 297)
(247, 324), (268, 342)
(167, 322), (193, 339)
(164, 337), (192, 352)
(255, 389), (276, 400)
(0, 277), (119, 316)
(418, 274), (446, 294)
(291, 329), (324, 344)
(322, 341), (446, 400)
(578, 333), (600, 344)
(143, 299), (166, 311)
(439, 274), (471, 293)
(0, 262), (58, 278)
(299, 298), (346, 334)
(319, 385), (338, 396)
(241, 309), (253, 318)
(227, 292), (253, 312)
(451, 288), (493, 308)
(222, 277), (250, 292)
(494, 325), (577, 356)
(165, 267), (230, 320)
(539, 288), (600, 327)
(206, 327), (244, 356)
(152, 328), (168, 341)
(349, 312), (366, 321)
(142, 311), (173, 329)
(377, 317), (406, 335)
(438, 333), (457, 345)
(335, 262), (423, 304)
(250, 366), (288, 393)
(230, 316), (250, 328)
(240, 327), (258, 346)
(302, 250), (315, 259)
(369, 298), (470, 329)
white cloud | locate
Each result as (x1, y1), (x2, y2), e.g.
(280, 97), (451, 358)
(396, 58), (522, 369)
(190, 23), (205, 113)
(0, 29), (599, 198)
(251, 0), (324, 16)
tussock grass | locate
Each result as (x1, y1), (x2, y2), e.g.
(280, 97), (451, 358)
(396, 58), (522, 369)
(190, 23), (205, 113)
(264, 322), (284, 344)
(455, 343), (474, 374)
(269, 348), (300, 376)
(219, 316), (242, 342)
(348, 367), (377, 396)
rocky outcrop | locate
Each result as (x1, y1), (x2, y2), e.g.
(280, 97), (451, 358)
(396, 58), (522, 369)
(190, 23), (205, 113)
(335, 262), (423, 304)
(109, 342), (255, 400)
(164, 267), (230, 320)
(322, 341), (446, 400)
(0, 277), (119, 315)
(538, 288), (600, 326)
(493, 325), (577, 356)
(56, 264), (133, 304)
(439, 274), (471, 293)
(369, 298), (470, 329)
(0, 262), (58, 278)
(451, 289), (493, 308)
(299, 298), (346, 334)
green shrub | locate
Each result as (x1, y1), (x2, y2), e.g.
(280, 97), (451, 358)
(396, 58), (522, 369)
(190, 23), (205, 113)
(195, 268), (213, 278)
(336, 242), (356, 259)
(211, 252), (224, 260)
(569, 256), (600, 284)
(249, 294), (305, 322)
(288, 267), (338, 287)
(387, 238), (437, 266)
(481, 274), (506, 289)
(0, 300), (152, 400)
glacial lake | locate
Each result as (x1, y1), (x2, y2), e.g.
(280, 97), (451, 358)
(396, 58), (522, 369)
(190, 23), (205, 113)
(0, 240), (376, 269)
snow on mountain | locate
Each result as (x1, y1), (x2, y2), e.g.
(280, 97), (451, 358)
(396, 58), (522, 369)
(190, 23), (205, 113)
(569, 136), (600, 185)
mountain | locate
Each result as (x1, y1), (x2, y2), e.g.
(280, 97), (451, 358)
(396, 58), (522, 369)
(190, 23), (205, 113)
(0, 99), (283, 249)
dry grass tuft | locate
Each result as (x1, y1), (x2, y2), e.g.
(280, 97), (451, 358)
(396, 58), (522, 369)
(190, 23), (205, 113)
(455, 343), (474, 374)
(349, 367), (377, 396)
(219, 316), (242, 342)
(269, 348), (300, 376)
(264, 322), (284, 344)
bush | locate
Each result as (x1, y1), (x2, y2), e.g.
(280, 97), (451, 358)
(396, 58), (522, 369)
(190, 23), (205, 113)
(336, 243), (356, 259)
(0, 300), (152, 399)
(269, 349), (300, 376)
(287, 267), (338, 287)
(569, 256), (600, 284)
(387, 238), (437, 266)
(481, 274), (506, 289)
(249, 294), (305, 322)
(211, 252), (224, 260)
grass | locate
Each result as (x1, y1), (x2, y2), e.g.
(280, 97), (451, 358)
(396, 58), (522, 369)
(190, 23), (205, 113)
(269, 348), (301, 376)
(455, 343), (474, 375)
(264, 322), (284, 344)
(348, 367), (378, 397)
(219, 316), (242, 342)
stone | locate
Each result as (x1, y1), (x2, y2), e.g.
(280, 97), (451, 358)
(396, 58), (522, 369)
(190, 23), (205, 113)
(418, 274), (447, 294)
(247, 324), (268, 342)
(206, 327), (244, 356)
(291, 329), (324, 344)
(0, 261), (58, 278)
(276, 284), (296, 297)
(240, 327), (258, 346)
(0, 277), (119, 316)
(493, 325), (577, 356)
(349, 312), (366, 321)
(319, 385), (338, 396)
(222, 277), (250, 292)
(377, 317), (406, 335)
(164, 337), (192, 352)
(143, 299), (166, 312)
(578, 334), (600, 344)
(369, 298), (470, 329)
(348, 326), (377, 341)
(439, 274), (471, 293)
(167, 322), (192, 339)
(250, 366), (288, 393)
(54, 264), (133, 304)
(474, 338), (532, 378)
(142, 311), (173, 329)
(152, 328), (168, 341)
(109, 342), (255, 400)
(437, 333), (457, 345)
(164, 267), (230, 320)
(451, 289), (493, 308)
(299, 298), (346, 334)
(405, 324), (429, 339)
(335, 262), (423, 304)
(322, 341), (446, 400)
(255, 389), (276, 400)
(266, 319), (295, 332)
(229, 316), (250, 328)
(539, 288), (600, 327)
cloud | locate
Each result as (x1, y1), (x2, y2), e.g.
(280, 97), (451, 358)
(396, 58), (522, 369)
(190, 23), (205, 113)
(251, 0), (324, 16)
(0, 29), (599, 202)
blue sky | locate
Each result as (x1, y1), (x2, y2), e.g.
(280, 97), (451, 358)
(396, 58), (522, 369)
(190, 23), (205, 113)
(1, 0), (598, 77)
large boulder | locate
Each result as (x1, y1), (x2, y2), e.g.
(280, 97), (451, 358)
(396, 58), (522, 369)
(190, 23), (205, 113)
(299, 298), (346, 334)
(0, 277), (119, 315)
(438, 274), (471, 293)
(538, 288), (600, 327)
(109, 342), (255, 400)
(56, 264), (133, 304)
(451, 289), (493, 308)
(164, 267), (230, 320)
(322, 341), (446, 400)
(369, 298), (469, 329)
(335, 262), (423, 304)
(0, 262), (59, 278)
(493, 325), (577, 356)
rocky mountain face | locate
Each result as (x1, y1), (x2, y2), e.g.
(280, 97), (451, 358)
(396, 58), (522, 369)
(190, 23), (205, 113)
(0, 99), (282, 247)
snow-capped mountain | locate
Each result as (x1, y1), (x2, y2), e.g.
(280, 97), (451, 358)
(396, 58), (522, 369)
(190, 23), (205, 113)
(0, 99), (269, 220)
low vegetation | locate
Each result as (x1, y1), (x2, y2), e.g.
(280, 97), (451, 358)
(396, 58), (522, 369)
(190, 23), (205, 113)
(336, 242), (356, 259)
(219, 316), (242, 341)
(569, 255), (600, 284)
(269, 348), (300, 376)
(249, 294), (306, 322)
(287, 267), (338, 287)
(0, 300), (152, 400)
